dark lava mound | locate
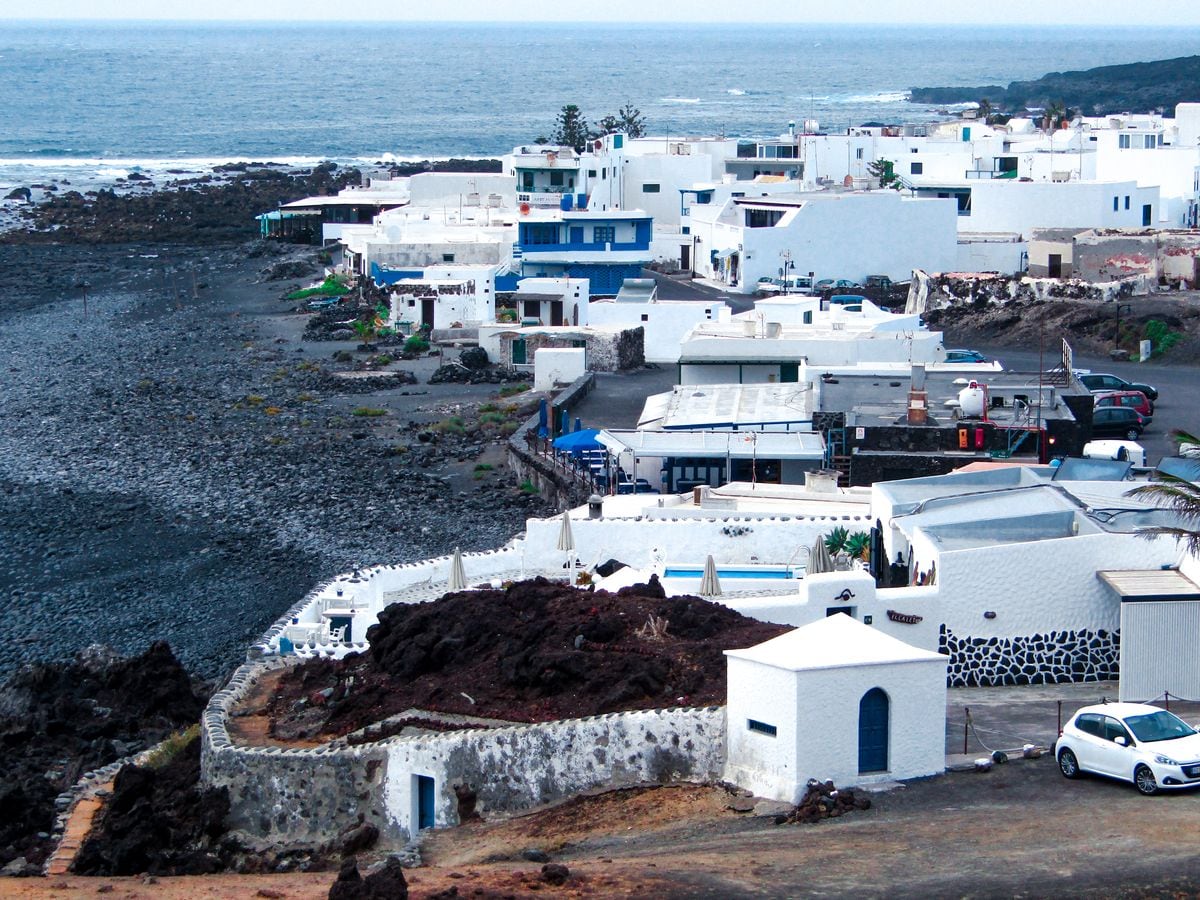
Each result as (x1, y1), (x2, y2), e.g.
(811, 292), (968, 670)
(267, 577), (787, 740)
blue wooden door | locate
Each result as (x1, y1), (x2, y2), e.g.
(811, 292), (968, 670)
(417, 775), (435, 830)
(858, 688), (889, 774)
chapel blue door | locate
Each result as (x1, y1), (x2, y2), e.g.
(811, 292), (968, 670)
(858, 688), (889, 774)
(417, 775), (435, 829)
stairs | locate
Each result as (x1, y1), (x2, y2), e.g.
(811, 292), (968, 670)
(832, 454), (852, 487)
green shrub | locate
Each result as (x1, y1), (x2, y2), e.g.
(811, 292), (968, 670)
(479, 402), (500, 414)
(519, 480), (538, 494)
(824, 526), (850, 555)
(1144, 319), (1182, 357)
(143, 724), (200, 770)
(285, 276), (351, 301)
(404, 335), (430, 354)
(498, 383), (530, 398)
(433, 416), (466, 435)
(352, 407), (388, 417)
(474, 463), (495, 472)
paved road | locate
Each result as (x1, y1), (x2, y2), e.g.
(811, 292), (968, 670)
(970, 342), (1200, 466)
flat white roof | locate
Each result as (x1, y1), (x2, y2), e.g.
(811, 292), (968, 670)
(598, 428), (824, 460)
(726, 613), (946, 671)
(639, 383), (816, 430)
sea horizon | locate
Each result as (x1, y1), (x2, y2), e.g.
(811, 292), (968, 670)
(3, 20), (1199, 192)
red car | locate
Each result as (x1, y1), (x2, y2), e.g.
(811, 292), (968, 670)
(1094, 390), (1153, 422)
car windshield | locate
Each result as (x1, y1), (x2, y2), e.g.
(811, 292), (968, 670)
(1122, 710), (1197, 743)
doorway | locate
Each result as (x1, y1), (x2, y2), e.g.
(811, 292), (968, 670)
(1048, 253), (1062, 278)
(858, 688), (890, 774)
(421, 298), (435, 330)
(415, 775), (435, 830)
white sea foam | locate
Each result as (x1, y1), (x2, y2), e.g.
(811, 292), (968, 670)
(837, 91), (912, 104)
(662, 97), (702, 104)
(726, 89), (746, 96)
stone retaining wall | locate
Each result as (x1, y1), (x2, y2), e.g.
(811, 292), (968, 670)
(506, 372), (596, 509)
(201, 658), (725, 847)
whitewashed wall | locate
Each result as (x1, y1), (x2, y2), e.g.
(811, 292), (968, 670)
(933, 532), (1179, 638)
(725, 654), (946, 801)
(381, 707), (725, 835)
(534, 348), (586, 391)
(587, 300), (728, 363)
(523, 512), (872, 572)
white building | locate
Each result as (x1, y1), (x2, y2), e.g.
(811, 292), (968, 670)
(724, 609), (947, 800)
(688, 190), (958, 292)
(676, 308), (947, 383)
(586, 296), (730, 363)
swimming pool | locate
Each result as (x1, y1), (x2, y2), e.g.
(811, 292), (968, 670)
(663, 566), (803, 580)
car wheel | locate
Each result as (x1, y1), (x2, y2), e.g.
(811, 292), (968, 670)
(1058, 748), (1080, 779)
(1134, 764), (1159, 796)
(1125, 428), (1141, 441)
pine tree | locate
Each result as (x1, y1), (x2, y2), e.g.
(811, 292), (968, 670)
(552, 105), (591, 153)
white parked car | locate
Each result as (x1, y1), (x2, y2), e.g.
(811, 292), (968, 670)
(1056, 702), (1200, 795)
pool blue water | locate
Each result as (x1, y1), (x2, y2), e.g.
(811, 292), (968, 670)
(664, 567), (798, 579)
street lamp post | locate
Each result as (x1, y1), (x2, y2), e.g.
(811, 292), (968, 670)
(1112, 301), (1133, 352)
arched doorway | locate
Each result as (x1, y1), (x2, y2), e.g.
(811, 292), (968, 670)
(858, 687), (890, 774)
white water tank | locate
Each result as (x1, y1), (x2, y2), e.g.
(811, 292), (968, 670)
(743, 318), (757, 337)
(958, 381), (986, 418)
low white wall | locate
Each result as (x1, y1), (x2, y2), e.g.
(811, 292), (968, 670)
(534, 347), (586, 391)
(523, 513), (872, 571)
(381, 706), (725, 835)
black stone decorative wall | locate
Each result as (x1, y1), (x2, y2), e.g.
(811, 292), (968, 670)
(939, 624), (1119, 687)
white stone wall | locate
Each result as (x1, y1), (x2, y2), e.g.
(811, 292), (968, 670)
(587, 300), (729, 363)
(934, 532), (1178, 638)
(380, 707), (725, 835)
(522, 512), (872, 573)
(533, 348), (586, 391)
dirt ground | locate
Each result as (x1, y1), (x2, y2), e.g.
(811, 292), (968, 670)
(8, 760), (1200, 897)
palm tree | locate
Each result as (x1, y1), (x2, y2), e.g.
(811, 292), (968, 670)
(1126, 430), (1200, 556)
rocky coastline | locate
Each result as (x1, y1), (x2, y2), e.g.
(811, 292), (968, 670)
(0, 177), (556, 874)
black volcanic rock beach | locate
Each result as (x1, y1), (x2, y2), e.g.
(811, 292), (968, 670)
(0, 240), (554, 679)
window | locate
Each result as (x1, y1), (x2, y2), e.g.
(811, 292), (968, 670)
(550, 170), (564, 187)
(747, 719), (777, 737)
(910, 162), (924, 175)
(588, 169), (597, 177)
(1119, 134), (1131, 149)
(1125, 196), (1130, 210)
(524, 223), (559, 245)
(1076, 714), (1104, 737)
(856, 148), (864, 160)
(642, 183), (661, 193)
(442, 253), (455, 263)
(746, 208), (784, 228)
(1103, 717), (1132, 744)
(911, 147), (919, 153)
(1144, 134), (1157, 149)
(1113, 197), (1119, 211)
(640, 313), (649, 321)
(601, 168), (607, 180)
(593, 225), (615, 244)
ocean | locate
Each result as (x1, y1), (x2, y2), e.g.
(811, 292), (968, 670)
(1, 20), (1199, 192)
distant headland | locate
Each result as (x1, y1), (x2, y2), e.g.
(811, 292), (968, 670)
(909, 55), (1200, 115)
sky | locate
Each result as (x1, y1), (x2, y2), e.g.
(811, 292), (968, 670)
(4, 0), (1200, 25)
